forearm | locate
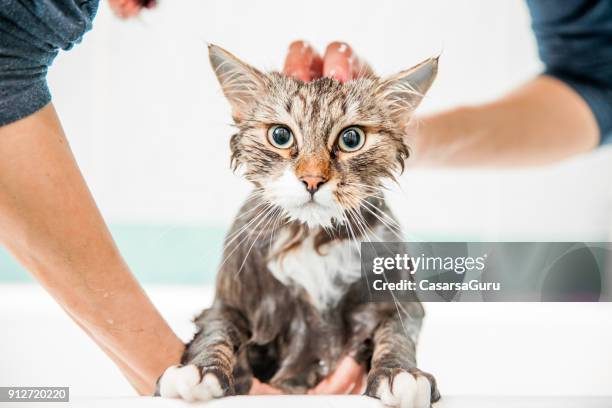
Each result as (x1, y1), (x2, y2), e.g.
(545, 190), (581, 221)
(411, 76), (599, 167)
(0, 104), (183, 394)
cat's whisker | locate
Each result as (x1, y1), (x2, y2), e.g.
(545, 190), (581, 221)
(222, 205), (278, 280)
(348, 205), (405, 315)
(348, 208), (416, 334)
(358, 205), (404, 243)
(268, 206), (287, 254)
(223, 200), (274, 246)
(344, 218), (370, 298)
(340, 189), (404, 235)
(229, 202), (276, 246)
(190, 196), (267, 266)
(343, 203), (409, 324)
(339, 194), (417, 327)
(234, 196), (269, 221)
(341, 184), (387, 200)
(335, 202), (361, 253)
(345, 208), (362, 235)
(339, 191), (386, 226)
(359, 196), (401, 225)
(347, 191), (386, 202)
(346, 208), (370, 243)
(345, 202), (417, 325)
(234, 204), (281, 279)
(344, 187), (387, 199)
(158, 196), (266, 268)
(358, 200), (405, 240)
(339, 207), (374, 300)
(218, 202), (276, 269)
(369, 210), (403, 238)
(350, 184), (426, 241)
(344, 181), (385, 189)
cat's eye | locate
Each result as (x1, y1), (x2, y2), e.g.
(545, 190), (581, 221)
(338, 127), (366, 152)
(267, 125), (294, 149)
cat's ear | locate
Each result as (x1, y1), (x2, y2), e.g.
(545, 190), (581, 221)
(208, 44), (265, 120)
(379, 56), (438, 121)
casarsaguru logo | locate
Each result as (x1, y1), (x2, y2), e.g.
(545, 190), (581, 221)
(372, 279), (501, 292)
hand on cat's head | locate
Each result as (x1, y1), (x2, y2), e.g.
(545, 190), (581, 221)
(283, 41), (373, 83)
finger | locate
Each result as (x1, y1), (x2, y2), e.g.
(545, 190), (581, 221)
(123, 2), (141, 18)
(283, 41), (323, 82)
(350, 374), (367, 395)
(249, 378), (283, 395)
(309, 378), (355, 395)
(323, 42), (373, 83)
(109, 0), (144, 18)
(309, 356), (365, 395)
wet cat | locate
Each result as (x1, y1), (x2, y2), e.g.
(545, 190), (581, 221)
(158, 44), (440, 407)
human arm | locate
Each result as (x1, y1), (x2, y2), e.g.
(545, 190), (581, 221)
(413, 0), (612, 167)
(0, 104), (184, 394)
(411, 75), (599, 167)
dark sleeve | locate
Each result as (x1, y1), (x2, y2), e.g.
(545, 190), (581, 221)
(0, 0), (98, 126)
(526, 0), (612, 145)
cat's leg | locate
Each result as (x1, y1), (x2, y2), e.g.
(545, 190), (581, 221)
(365, 317), (440, 408)
(157, 305), (250, 401)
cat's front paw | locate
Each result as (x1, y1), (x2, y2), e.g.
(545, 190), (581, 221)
(365, 367), (440, 408)
(157, 364), (233, 402)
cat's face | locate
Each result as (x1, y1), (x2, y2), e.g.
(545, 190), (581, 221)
(209, 45), (437, 228)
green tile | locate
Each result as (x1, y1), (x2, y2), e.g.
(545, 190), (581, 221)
(0, 224), (227, 284)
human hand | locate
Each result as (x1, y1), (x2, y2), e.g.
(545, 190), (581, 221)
(248, 378), (283, 395)
(108, 0), (157, 19)
(283, 40), (373, 83)
(248, 356), (366, 395)
(308, 356), (366, 395)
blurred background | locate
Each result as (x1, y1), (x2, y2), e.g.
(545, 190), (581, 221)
(1, 0), (611, 399)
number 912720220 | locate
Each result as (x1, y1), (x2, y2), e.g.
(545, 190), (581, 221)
(1, 387), (69, 402)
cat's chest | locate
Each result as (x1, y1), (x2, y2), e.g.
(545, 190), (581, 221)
(266, 230), (361, 310)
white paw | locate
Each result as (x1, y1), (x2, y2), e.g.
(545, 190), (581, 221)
(375, 372), (431, 408)
(158, 364), (224, 402)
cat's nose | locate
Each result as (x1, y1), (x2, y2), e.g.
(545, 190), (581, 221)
(300, 175), (327, 195)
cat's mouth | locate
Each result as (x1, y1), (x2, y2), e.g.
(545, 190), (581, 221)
(262, 169), (345, 228)
(287, 198), (340, 228)
(272, 189), (343, 228)
(298, 198), (326, 210)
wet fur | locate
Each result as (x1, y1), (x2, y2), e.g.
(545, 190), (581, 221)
(183, 196), (431, 394)
(161, 45), (440, 404)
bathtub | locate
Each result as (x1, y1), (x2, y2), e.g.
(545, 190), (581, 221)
(1, 283), (611, 406)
